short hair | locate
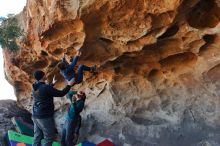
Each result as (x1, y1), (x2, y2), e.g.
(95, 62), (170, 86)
(34, 70), (45, 81)
(77, 91), (86, 101)
(57, 62), (67, 70)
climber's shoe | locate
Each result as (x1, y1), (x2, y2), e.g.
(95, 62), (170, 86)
(90, 65), (96, 73)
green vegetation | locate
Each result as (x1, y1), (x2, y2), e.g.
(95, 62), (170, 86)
(0, 16), (23, 51)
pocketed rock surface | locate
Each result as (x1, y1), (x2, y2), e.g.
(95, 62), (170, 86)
(2, 0), (220, 145)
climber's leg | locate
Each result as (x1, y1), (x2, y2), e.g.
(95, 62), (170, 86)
(73, 115), (81, 144)
(75, 115), (81, 135)
(65, 119), (77, 146)
(76, 64), (93, 83)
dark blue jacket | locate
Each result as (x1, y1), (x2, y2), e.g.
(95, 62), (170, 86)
(32, 81), (71, 119)
(60, 56), (79, 81)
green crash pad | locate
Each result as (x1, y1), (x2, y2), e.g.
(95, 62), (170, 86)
(11, 117), (34, 136)
(7, 130), (60, 146)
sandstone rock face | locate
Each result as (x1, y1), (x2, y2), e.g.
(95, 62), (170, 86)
(3, 0), (220, 145)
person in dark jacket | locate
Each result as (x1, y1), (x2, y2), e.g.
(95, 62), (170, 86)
(61, 91), (86, 146)
(57, 51), (96, 84)
(32, 70), (74, 146)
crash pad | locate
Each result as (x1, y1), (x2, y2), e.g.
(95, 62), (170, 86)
(7, 130), (60, 146)
(76, 141), (96, 146)
(11, 117), (34, 136)
(97, 139), (116, 146)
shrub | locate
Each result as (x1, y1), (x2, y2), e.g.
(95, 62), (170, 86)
(0, 16), (23, 51)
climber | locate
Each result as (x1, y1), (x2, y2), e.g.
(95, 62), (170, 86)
(64, 90), (82, 144)
(61, 90), (86, 146)
(57, 50), (96, 85)
(32, 70), (75, 146)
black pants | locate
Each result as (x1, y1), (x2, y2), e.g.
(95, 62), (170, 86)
(61, 116), (81, 146)
(75, 115), (81, 135)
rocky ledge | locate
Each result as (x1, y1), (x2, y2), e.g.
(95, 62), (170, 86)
(0, 100), (31, 146)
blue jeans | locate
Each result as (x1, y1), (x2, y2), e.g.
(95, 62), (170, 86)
(76, 64), (91, 83)
(61, 118), (77, 146)
(32, 117), (55, 146)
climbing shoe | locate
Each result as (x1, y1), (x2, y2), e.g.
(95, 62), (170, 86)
(90, 65), (96, 73)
